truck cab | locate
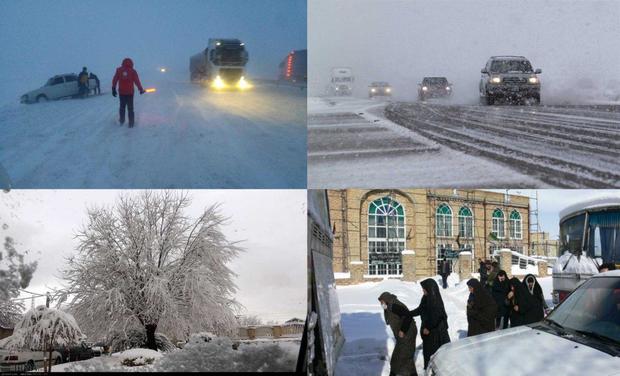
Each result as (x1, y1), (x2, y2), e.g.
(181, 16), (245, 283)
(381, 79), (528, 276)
(328, 67), (354, 96)
(190, 38), (250, 90)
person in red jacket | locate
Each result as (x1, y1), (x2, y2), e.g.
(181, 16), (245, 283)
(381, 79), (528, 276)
(112, 58), (145, 128)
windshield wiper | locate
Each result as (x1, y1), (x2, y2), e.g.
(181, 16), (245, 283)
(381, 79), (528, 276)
(573, 329), (620, 348)
(544, 318), (565, 331)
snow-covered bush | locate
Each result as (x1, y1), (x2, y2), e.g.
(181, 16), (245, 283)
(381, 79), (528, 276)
(0, 235), (38, 325)
(108, 328), (176, 353)
(155, 337), (298, 372)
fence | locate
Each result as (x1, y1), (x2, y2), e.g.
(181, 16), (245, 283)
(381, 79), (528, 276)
(237, 321), (304, 340)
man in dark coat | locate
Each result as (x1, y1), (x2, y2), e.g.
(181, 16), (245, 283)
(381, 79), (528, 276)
(410, 279), (450, 370)
(112, 58), (145, 128)
(378, 292), (418, 376)
(466, 279), (497, 336)
(478, 259), (488, 284)
(491, 270), (511, 329)
(89, 72), (100, 95)
(508, 277), (540, 326)
(523, 274), (548, 318)
(439, 258), (451, 289)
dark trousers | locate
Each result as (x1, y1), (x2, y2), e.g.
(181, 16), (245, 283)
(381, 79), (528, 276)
(79, 84), (88, 97)
(441, 274), (448, 289)
(119, 94), (135, 126)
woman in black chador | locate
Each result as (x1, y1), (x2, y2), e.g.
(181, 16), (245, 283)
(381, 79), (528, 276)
(410, 278), (451, 370)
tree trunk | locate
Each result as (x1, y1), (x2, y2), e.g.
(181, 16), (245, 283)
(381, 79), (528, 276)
(145, 324), (158, 350)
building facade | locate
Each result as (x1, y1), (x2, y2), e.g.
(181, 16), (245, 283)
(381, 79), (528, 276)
(530, 231), (560, 257)
(329, 189), (531, 285)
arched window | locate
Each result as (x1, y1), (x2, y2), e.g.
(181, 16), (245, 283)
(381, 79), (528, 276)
(509, 210), (522, 239)
(492, 209), (505, 239)
(436, 204), (452, 237)
(368, 197), (405, 276)
(458, 206), (474, 238)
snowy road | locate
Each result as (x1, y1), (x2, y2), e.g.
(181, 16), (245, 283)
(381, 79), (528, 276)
(0, 80), (306, 188)
(386, 102), (620, 188)
(308, 97), (544, 188)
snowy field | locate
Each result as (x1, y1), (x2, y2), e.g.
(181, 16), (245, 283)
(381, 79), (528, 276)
(308, 97), (545, 188)
(37, 338), (300, 372)
(0, 80), (306, 188)
(334, 274), (553, 376)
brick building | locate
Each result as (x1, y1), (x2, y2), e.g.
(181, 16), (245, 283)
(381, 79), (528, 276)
(328, 189), (531, 285)
(530, 231), (560, 257)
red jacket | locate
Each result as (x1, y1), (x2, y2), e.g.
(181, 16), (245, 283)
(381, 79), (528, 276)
(112, 58), (144, 95)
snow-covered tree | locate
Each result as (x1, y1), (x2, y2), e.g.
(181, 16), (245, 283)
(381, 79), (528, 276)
(0, 235), (38, 328)
(59, 191), (242, 350)
(0, 305), (84, 372)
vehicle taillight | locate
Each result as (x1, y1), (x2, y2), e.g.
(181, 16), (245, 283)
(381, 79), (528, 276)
(286, 54), (293, 78)
(558, 290), (569, 304)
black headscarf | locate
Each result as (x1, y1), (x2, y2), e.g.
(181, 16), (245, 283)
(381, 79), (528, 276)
(420, 278), (448, 321)
(467, 278), (495, 307)
(523, 274), (543, 297)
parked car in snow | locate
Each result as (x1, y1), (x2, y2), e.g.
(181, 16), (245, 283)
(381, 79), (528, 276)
(55, 341), (95, 362)
(368, 81), (392, 98)
(0, 348), (63, 372)
(426, 270), (620, 376)
(20, 74), (98, 104)
(479, 56), (542, 105)
(418, 77), (452, 101)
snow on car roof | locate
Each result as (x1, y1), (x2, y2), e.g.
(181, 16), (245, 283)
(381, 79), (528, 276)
(559, 196), (620, 221)
(490, 55), (527, 60)
(592, 269), (620, 278)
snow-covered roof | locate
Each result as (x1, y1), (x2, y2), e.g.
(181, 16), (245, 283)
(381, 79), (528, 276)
(559, 196), (620, 221)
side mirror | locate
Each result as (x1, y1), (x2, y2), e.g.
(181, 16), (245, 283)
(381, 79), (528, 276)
(481, 68), (488, 74)
(535, 68), (542, 74)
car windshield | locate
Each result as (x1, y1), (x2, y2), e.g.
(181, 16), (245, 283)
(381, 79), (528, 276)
(546, 277), (620, 344)
(423, 78), (448, 85)
(372, 82), (388, 87)
(490, 60), (533, 73)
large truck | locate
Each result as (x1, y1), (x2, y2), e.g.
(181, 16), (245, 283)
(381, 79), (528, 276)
(278, 49), (307, 86)
(189, 38), (250, 90)
(327, 67), (354, 96)
(552, 196), (620, 304)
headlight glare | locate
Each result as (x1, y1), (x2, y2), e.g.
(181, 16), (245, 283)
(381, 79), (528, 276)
(528, 77), (538, 84)
(491, 76), (501, 84)
(422, 86), (428, 91)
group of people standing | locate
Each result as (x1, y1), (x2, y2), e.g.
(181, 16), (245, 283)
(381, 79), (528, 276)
(77, 66), (100, 98)
(470, 259), (548, 334)
(377, 260), (550, 376)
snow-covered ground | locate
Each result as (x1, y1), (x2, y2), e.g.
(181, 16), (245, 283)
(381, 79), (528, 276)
(0, 79), (306, 188)
(40, 337), (299, 372)
(308, 97), (545, 188)
(335, 274), (553, 376)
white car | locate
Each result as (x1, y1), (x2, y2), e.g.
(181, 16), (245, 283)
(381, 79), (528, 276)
(20, 73), (98, 103)
(0, 348), (63, 372)
(427, 270), (620, 376)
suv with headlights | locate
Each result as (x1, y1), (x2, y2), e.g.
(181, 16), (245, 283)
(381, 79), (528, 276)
(479, 56), (542, 105)
(368, 81), (392, 98)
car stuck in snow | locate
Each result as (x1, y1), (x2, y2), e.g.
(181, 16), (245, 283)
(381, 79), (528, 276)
(20, 74), (98, 104)
(427, 270), (620, 376)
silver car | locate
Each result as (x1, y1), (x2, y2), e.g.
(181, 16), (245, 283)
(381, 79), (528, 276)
(479, 56), (542, 105)
(20, 73), (97, 104)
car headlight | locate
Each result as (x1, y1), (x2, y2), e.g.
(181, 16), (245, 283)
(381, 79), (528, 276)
(491, 76), (501, 84)
(528, 77), (539, 84)
(211, 75), (226, 89)
(386, 88), (391, 92)
(335, 87), (339, 90)
(371, 88), (376, 92)
(446, 86), (451, 90)
(422, 86), (428, 91)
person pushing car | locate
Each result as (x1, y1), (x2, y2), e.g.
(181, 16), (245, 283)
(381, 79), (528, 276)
(112, 58), (145, 128)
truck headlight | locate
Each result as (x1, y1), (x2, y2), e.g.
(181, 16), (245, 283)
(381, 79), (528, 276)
(237, 76), (252, 90)
(212, 75), (226, 89)
(528, 77), (539, 84)
(386, 88), (391, 93)
(446, 87), (451, 90)
(491, 76), (501, 84)
(422, 86), (428, 91)
(371, 88), (376, 92)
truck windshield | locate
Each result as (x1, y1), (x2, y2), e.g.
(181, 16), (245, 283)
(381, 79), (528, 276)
(213, 46), (245, 64)
(333, 77), (352, 82)
(561, 210), (620, 263)
(490, 60), (533, 73)
(423, 78), (448, 85)
(546, 277), (620, 344)
(560, 213), (586, 255)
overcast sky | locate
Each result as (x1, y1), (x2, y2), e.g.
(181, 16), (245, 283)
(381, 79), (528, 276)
(309, 0), (620, 102)
(0, 189), (306, 323)
(0, 0), (306, 105)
